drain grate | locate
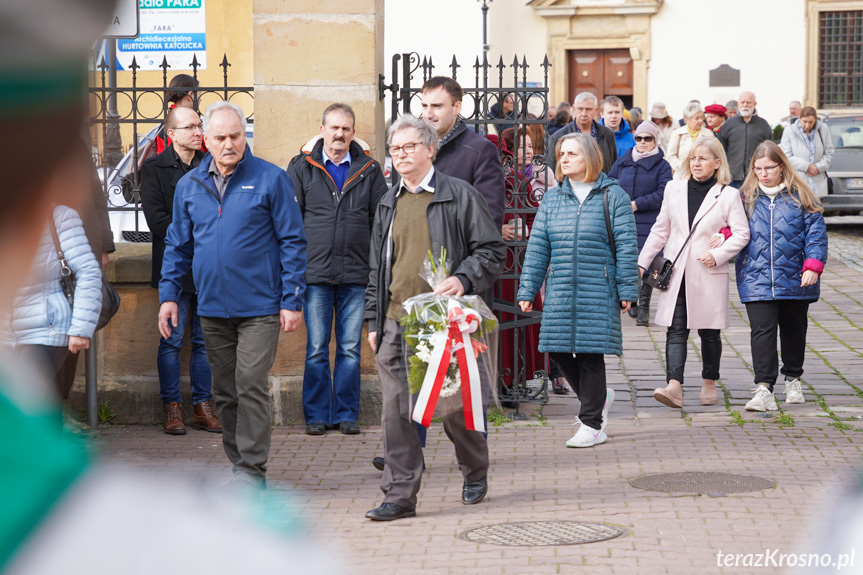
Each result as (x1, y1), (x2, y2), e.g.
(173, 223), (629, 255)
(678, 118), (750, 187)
(630, 471), (775, 494)
(459, 520), (623, 547)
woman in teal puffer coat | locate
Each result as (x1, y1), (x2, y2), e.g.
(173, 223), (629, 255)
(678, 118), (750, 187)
(517, 133), (639, 448)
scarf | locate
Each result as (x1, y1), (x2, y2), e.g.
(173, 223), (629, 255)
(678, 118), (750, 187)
(439, 117), (463, 148)
(759, 183), (786, 199)
(631, 146), (660, 162)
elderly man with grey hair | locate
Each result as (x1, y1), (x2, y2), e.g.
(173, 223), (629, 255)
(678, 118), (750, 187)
(159, 100), (307, 493)
(719, 91), (772, 188)
(363, 114), (505, 521)
(547, 91), (617, 173)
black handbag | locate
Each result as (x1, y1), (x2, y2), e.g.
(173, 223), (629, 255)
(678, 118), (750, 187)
(644, 186), (726, 290)
(49, 215), (121, 331)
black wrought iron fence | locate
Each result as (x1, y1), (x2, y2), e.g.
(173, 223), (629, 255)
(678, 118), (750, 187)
(379, 53), (555, 414)
(89, 54), (254, 243)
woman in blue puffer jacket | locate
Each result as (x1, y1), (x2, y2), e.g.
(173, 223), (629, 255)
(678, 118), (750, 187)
(1, 205), (102, 398)
(517, 133), (639, 449)
(736, 141), (827, 412)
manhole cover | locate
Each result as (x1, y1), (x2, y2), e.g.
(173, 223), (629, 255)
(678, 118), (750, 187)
(459, 520), (623, 546)
(629, 471), (775, 494)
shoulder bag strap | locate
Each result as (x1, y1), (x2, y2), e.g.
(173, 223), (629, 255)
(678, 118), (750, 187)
(48, 214), (75, 306)
(669, 185), (726, 268)
(603, 189), (617, 265)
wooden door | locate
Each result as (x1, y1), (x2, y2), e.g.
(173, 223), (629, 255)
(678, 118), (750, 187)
(567, 49), (633, 109)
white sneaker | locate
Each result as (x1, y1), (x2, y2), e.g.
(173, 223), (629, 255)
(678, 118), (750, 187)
(601, 388), (615, 432)
(566, 423), (607, 448)
(745, 384), (779, 412)
(784, 379), (805, 404)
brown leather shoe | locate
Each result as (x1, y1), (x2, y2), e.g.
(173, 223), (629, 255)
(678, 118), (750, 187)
(190, 401), (222, 433)
(164, 402), (186, 435)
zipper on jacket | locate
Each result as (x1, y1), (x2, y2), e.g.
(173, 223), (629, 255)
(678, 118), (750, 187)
(769, 197), (776, 299)
(192, 176), (230, 314)
(571, 194), (581, 352)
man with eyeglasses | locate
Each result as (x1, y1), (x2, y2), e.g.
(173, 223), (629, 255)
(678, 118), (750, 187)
(141, 105), (221, 436)
(719, 91), (772, 188)
(363, 115), (505, 521)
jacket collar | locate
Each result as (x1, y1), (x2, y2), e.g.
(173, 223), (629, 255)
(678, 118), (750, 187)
(688, 180), (727, 224)
(381, 171), (453, 209)
(440, 121), (468, 148)
(155, 144), (204, 168)
(191, 144), (252, 181)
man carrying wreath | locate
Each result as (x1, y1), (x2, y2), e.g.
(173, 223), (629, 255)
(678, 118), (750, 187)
(364, 115), (505, 521)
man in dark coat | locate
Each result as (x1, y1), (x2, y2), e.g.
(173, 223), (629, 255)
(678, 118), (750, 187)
(363, 115), (505, 521)
(547, 92), (617, 174)
(421, 76), (506, 229)
(140, 106), (220, 436)
(719, 91), (772, 188)
(286, 103), (387, 437)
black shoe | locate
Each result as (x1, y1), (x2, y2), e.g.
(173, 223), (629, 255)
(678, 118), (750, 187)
(462, 477), (488, 505)
(365, 502), (416, 521)
(627, 302), (638, 318)
(636, 306), (650, 326)
(339, 422), (360, 435)
(305, 423), (326, 435)
(551, 377), (570, 395)
(372, 456), (385, 471)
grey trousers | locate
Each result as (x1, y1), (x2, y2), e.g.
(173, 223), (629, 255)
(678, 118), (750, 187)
(199, 315), (280, 486)
(377, 317), (489, 508)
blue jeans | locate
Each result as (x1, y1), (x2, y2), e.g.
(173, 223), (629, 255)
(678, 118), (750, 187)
(303, 284), (365, 425)
(157, 291), (212, 405)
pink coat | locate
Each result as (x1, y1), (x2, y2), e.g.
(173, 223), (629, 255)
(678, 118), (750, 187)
(638, 180), (750, 329)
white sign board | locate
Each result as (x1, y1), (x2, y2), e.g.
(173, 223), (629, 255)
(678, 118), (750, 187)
(116, 0), (206, 71)
(103, 0), (140, 39)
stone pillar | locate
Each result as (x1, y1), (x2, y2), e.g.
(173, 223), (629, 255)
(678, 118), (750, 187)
(252, 0), (386, 167)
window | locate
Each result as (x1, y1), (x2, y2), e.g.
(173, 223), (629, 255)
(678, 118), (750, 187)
(819, 10), (863, 108)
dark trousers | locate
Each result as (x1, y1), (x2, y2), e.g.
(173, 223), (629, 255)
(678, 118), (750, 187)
(745, 300), (810, 390)
(199, 315), (280, 485)
(666, 284), (721, 383)
(377, 318), (488, 509)
(18, 345), (70, 399)
(548, 352), (606, 430)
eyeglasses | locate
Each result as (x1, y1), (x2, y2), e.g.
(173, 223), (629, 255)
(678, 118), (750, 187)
(753, 164), (781, 174)
(388, 142), (423, 156)
(173, 124), (203, 132)
(689, 155), (716, 164)
(634, 136), (654, 142)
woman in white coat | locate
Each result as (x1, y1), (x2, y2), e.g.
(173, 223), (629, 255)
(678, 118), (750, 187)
(638, 137), (750, 408)
(779, 106), (834, 197)
(666, 102), (715, 176)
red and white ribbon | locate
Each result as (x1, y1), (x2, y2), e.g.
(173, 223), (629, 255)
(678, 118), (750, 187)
(412, 299), (485, 433)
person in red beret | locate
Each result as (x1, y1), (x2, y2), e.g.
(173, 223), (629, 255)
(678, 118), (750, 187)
(704, 104), (727, 136)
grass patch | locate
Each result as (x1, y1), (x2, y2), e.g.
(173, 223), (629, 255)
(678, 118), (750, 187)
(773, 411), (795, 427)
(730, 411), (746, 428)
(487, 407), (512, 427)
(97, 401), (117, 425)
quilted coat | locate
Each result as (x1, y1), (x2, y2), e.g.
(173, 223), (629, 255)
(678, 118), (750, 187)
(517, 173), (639, 355)
(735, 189), (828, 303)
(1, 206), (102, 348)
(637, 180), (750, 330)
(608, 148), (673, 250)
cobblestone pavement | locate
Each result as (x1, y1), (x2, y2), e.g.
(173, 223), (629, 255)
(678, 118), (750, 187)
(95, 223), (863, 574)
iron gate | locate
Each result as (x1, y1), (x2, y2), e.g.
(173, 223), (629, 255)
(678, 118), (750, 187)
(379, 53), (555, 411)
(88, 54), (254, 243)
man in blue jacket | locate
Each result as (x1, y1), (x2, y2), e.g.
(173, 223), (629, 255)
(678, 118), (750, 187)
(158, 101), (307, 491)
(600, 96), (636, 158)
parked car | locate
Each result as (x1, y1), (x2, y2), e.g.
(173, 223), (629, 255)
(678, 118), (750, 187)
(822, 113), (863, 216)
(98, 119), (255, 243)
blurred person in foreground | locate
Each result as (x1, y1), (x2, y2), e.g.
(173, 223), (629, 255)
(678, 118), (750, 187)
(0, 1), (340, 573)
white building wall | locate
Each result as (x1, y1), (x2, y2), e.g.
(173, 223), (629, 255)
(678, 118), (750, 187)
(385, 0), (548, 109)
(647, 0), (807, 126)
